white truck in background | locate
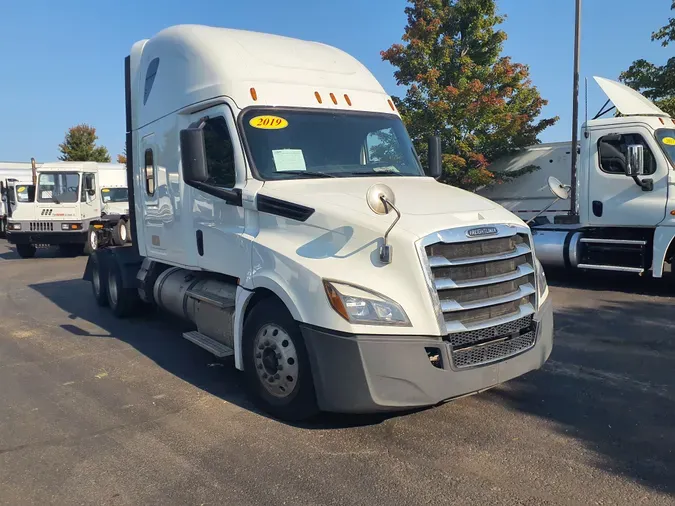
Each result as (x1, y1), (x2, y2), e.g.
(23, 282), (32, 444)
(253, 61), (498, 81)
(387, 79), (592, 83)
(479, 77), (675, 277)
(84, 25), (553, 421)
(0, 161), (38, 236)
(6, 161), (129, 258)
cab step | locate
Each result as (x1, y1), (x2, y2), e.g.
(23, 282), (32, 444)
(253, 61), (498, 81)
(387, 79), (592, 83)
(576, 263), (645, 273)
(182, 330), (234, 357)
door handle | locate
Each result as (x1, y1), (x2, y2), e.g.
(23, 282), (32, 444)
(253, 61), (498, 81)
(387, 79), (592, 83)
(592, 201), (603, 217)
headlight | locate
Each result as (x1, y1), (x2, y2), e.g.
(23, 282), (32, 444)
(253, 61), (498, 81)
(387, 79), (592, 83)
(8, 222), (21, 230)
(61, 223), (82, 230)
(323, 280), (411, 326)
(534, 257), (548, 302)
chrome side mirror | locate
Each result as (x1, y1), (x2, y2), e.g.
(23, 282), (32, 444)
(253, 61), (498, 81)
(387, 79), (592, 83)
(625, 144), (644, 177)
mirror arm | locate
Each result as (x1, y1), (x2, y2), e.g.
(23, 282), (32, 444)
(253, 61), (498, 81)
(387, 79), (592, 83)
(379, 196), (400, 264)
(631, 175), (653, 191)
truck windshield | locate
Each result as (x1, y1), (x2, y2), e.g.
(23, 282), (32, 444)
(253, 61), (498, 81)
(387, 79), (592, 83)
(14, 185), (35, 203)
(241, 109), (424, 180)
(37, 172), (80, 203)
(656, 129), (675, 168)
(101, 187), (128, 203)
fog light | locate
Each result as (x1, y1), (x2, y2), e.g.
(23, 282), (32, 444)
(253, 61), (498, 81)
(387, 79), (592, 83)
(61, 223), (70, 230)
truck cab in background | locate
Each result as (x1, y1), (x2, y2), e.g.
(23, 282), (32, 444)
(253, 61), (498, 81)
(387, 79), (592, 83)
(479, 77), (675, 277)
(6, 162), (128, 258)
(85, 25), (553, 421)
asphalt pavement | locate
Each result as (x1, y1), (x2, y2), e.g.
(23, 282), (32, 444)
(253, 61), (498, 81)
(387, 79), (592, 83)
(0, 240), (673, 505)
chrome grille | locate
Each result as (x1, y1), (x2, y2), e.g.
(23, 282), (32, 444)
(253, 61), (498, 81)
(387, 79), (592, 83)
(421, 226), (538, 367)
(29, 221), (54, 231)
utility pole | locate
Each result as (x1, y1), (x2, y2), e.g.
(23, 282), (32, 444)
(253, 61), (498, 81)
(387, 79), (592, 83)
(569, 0), (581, 218)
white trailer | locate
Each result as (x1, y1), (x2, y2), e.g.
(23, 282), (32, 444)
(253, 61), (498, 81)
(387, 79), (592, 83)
(479, 77), (675, 277)
(6, 162), (129, 258)
(84, 25), (553, 421)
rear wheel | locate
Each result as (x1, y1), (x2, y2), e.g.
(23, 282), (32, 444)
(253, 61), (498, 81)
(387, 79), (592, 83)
(112, 219), (128, 246)
(106, 260), (139, 318)
(84, 227), (98, 255)
(15, 243), (36, 259)
(243, 298), (318, 421)
(90, 254), (108, 307)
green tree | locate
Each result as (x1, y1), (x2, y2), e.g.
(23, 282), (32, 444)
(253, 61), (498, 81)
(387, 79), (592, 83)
(381, 0), (557, 190)
(620, 2), (675, 117)
(58, 124), (111, 162)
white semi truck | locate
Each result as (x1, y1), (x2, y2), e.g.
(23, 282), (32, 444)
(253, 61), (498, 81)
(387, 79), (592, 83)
(85, 25), (553, 420)
(0, 161), (38, 236)
(6, 161), (129, 258)
(479, 77), (675, 277)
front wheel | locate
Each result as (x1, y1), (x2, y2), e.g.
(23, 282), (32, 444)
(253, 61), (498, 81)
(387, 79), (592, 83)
(84, 227), (98, 255)
(243, 298), (318, 421)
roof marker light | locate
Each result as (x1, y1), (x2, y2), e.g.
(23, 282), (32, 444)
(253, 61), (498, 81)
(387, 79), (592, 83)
(388, 99), (395, 111)
(250, 88), (258, 101)
(344, 94), (352, 106)
(330, 93), (337, 105)
(315, 92), (322, 104)
(659, 117), (665, 125)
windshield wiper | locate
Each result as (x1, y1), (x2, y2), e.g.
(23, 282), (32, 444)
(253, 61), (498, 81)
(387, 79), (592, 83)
(342, 171), (406, 177)
(277, 170), (336, 178)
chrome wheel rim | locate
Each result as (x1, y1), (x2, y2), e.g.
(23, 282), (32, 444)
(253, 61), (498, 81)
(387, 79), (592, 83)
(89, 229), (97, 250)
(120, 223), (127, 242)
(253, 324), (299, 398)
(108, 270), (118, 307)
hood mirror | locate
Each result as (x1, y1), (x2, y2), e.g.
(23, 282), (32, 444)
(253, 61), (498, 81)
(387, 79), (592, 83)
(526, 177), (571, 226)
(547, 176), (570, 200)
(366, 183), (400, 264)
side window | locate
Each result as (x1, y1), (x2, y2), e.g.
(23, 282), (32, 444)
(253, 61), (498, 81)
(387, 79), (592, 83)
(145, 149), (156, 195)
(203, 117), (236, 188)
(80, 173), (95, 201)
(366, 128), (404, 166)
(598, 133), (657, 175)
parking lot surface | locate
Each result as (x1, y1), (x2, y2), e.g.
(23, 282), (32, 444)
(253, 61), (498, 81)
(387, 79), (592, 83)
(0, 239), (674, 505)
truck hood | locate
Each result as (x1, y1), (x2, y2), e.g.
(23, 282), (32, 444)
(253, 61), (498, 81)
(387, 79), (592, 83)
(260, 177), (521, 238)
(594, 76), (670, 118)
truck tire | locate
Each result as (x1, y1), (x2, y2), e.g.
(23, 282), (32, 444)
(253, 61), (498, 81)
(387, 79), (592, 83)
(106, 260), (139, 318)
(112, 219), (128, 246)
(90, 254), (109, 307)
(243, 298), (318, 421)
(15, 244), (36, 259)
(84, 227), (98, 255)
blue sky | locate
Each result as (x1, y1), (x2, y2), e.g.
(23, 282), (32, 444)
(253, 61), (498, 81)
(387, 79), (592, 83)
(0, 0), (671, 162)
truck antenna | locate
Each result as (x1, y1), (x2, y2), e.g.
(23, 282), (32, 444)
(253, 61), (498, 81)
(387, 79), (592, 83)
(569, 0), (581, 219)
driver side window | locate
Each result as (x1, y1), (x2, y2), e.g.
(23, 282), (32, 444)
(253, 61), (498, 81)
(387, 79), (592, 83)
(598, 133), (656, 175)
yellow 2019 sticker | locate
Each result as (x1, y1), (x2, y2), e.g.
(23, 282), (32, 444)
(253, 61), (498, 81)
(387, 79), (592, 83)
(249, 115), (288, 130)
(662, 136), (675, 146)
(17, 186), (25, 192)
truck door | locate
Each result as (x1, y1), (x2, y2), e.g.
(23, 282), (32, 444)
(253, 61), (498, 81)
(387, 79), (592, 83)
(80, 172), (100, 221)
(185, 104), (247, 277)
(138, 132), (166, 255)
(587, 126), (668, 226)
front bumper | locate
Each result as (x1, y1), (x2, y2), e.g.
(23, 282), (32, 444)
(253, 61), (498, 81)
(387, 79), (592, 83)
(302, 296), (554, 413)
(6, 230), (87, 245)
